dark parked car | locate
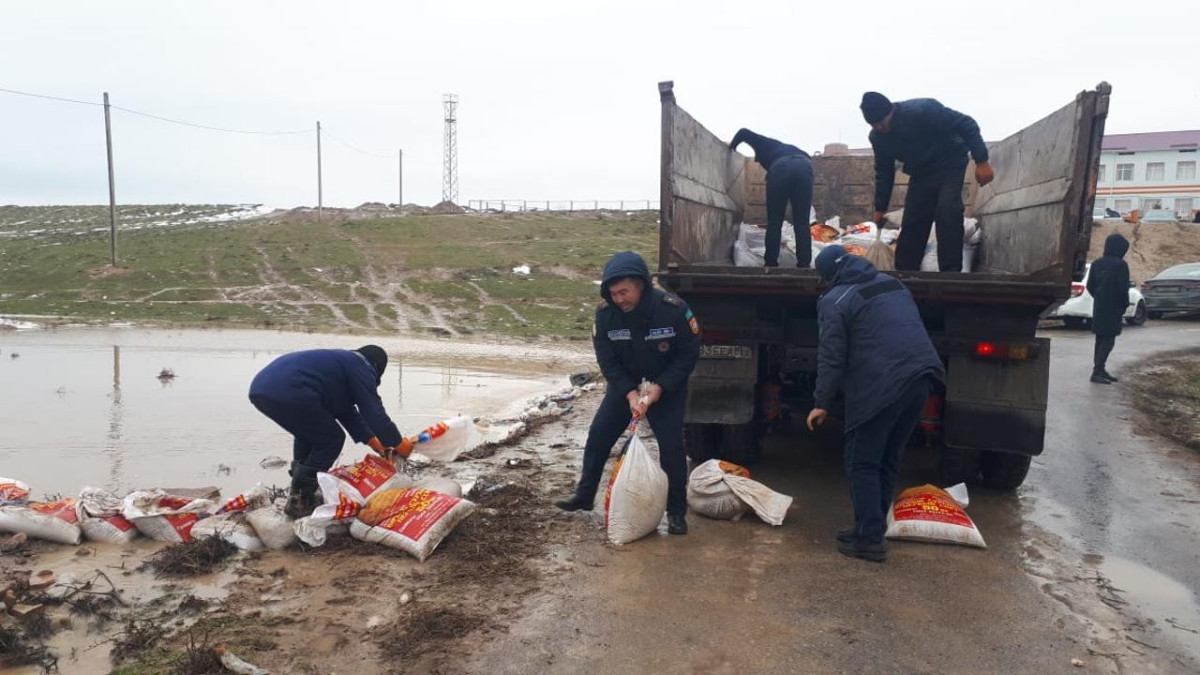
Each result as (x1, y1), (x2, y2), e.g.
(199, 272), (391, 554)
(1142, 263), (1200, 318)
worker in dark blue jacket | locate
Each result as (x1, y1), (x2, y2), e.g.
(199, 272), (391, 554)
(808, 246), (945, 562)
(860, 92), (994, 272)
(730, 129), (814, 267)
(556, 251), (701, 534)
(1086, 234), (1131, 384)
(249, 345), (413, 517)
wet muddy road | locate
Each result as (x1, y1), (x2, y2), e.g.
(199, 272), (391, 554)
(468, 321), (1200, 675)
(3, 322), (1199, 674)
(0, 327), (587, 495)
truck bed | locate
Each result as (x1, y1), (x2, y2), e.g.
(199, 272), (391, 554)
(656, 80), (1111, 313)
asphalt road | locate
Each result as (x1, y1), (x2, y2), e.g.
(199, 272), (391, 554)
(467, 320), (1200, 674)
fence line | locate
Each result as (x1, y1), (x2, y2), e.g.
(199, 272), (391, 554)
(468, 199), (658, 213)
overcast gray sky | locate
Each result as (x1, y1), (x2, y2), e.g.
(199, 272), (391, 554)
(3, 0), (1196, 208)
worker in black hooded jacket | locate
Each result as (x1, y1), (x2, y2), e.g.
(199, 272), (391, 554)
(808, 245), (945, 562)
(1086, 234), (1131, 384)
(249, 345), (414, 517)
(730, 129), (814, 267)
(860, 92), (994, 272)
(555, 251), (700, 534)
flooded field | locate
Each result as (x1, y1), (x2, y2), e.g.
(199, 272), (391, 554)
(0, 326), (589, 497)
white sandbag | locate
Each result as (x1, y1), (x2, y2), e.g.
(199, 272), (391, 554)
(687, 460), (750, 521)
(351, 487), (476, 561)
(920, 241), (976, 273)
(191, 513), (264, 552)
(246, 504), (297, 550)
(605, 433), (668, 545)
(864, 229), (895, 272)
(724, 475), (793, 526)
(122, 491), (215, 543)
(885, 484), (986, 548)
(325, 453), (411, 502)
(414, 477), (463, 499)
(294, 455), (413, 547)
(215, 484), (271, 514)
(733, 223), (798, 267)
(80, 515), (139, 545)
(410, 417), (475, 462)
(0, 477), (31, 504)
(0, 499), (82, 545)
(78, 487), (139, 545)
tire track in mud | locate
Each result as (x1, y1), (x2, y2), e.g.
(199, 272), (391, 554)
(464, 281), (530, 326)
(336, 231), (459, 336)
(250, 244), (365, 329)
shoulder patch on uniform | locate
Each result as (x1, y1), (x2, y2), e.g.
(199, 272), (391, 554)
(662, 294), (682, 306)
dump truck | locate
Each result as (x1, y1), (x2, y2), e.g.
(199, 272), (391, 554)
(658, 81), (1111, 489)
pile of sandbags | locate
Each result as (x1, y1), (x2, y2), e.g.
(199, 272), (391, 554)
(733, 222), (799, 267)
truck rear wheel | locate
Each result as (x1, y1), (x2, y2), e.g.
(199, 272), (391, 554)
(684, 423), (760, 467)
(980, 451), (1033, 490)
(940, 445), (982, 486)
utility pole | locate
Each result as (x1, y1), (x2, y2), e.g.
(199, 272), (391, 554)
(316, 120), (323, 221)
(398, 148), (403, 208)
(103, 92), (118, 266)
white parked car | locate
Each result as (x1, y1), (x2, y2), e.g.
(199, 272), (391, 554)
(1049, 263), (1147, 328)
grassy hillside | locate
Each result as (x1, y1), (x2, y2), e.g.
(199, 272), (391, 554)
(0, 206), (659, 339)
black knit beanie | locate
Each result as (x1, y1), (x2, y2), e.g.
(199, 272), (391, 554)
(860, 92), (893, 125)
(355, 345), (388, 382)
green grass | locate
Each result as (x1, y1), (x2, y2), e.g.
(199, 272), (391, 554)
(0, 208), (657, 339)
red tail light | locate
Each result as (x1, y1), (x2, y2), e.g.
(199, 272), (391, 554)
(919, 394), (945, 434)
(1070, 283), (1085, 298)
(975, 342), (1032, 360)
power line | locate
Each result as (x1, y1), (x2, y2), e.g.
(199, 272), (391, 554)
(111, 105), (311, 136)
(322, 127), (392, 159)
(0, 86), (102, 107)
(1, 85), (312, 135)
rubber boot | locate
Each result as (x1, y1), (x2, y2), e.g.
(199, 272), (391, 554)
(555, 491), (595, 512)
(285, 462), (320, 519)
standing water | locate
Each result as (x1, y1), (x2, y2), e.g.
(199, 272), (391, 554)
(0, 326), (586, 497)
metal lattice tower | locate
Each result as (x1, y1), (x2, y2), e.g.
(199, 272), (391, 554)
(442, 94), (459, 204)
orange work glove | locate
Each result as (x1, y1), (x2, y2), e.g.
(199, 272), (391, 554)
(366, 436), (387, 456)
(975, 162), (995, 186)
(394, 436), (416, 458)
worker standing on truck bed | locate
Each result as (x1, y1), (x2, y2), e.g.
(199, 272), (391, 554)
(1087, 234), (1131, 384)
(807, 246), (945, 562)
(860, 92), (994, 272)
(729, 128), (814, 268)
(249, 346), (414, 518)
(556, 251), (700, 535)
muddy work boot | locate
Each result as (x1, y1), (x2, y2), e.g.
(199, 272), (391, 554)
(1090, 373), (1113, 385)
(838, 537), (886, 563)
(667, 514), (688, 535)
(284, 462), (320, 519)
(555, 492), (595, 512)
(1101, 371), (1120, 383)
(836, 528), (856, 544)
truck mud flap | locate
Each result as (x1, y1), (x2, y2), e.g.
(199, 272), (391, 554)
(944, 403), (1045, 456)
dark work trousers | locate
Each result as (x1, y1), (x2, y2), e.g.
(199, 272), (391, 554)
(249, 394), (346, 471)
(1093, 335), (1117, 376)
(895, 166), (967, 272)
(765, 154), (815, 267)
(576, 387), (688, 516)
(843, 376), (933, 543)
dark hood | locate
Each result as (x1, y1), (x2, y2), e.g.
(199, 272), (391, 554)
(600, 251), (653, 304)
(354, 345), (387, 384)
(829, 254), (879, 287)
(1103, 233), (1129, 259)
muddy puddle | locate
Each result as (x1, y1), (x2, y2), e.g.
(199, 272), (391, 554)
(0, 326), (589, 497)
(1100, 556), (1200, 659)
